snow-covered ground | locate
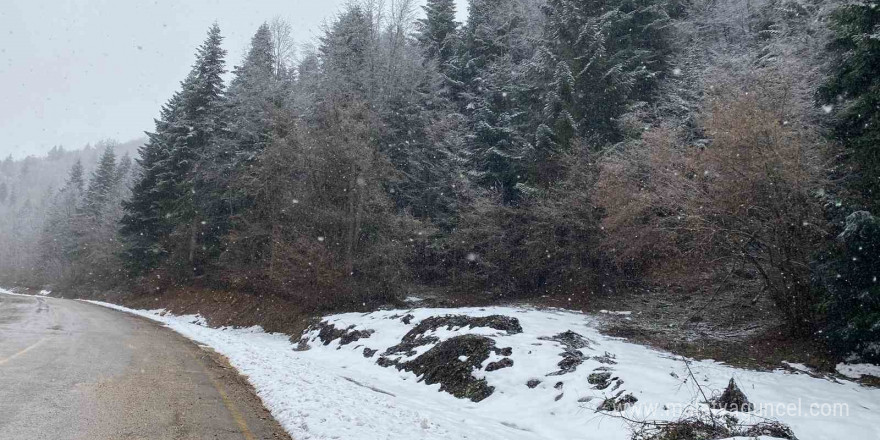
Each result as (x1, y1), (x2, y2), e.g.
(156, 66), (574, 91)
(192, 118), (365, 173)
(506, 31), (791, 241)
(86, 301), (880, 440)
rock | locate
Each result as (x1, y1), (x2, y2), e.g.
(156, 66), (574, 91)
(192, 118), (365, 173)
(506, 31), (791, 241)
(710, 378), (754, 412)
(485, 357), (514, 372)
(401, 314), (414, 325)
(526, 379), (541, 388)
(363, 347), (377, 358)
(554, 381), (564, 389)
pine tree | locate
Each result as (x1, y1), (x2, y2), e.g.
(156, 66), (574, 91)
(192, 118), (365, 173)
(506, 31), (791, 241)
(73, 145), (128, 283)
(818, 2), (880, 212)
(80, 146), (117, 221)
(224, 24), (280, 170)
(318, 6), (372, 101)
(147, 24), (227, 274)
(416, 0), (459, 66)
(39, 161), (86, 282)
(0, 182), (8, 205)
(457, 0), (538, 203)
(120, 93), (184, 274)
(380, 77), (465, 227)
(537, 0), (673, 149)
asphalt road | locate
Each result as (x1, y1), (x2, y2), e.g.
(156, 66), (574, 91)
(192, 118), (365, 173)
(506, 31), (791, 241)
(0, 292), (291, 440)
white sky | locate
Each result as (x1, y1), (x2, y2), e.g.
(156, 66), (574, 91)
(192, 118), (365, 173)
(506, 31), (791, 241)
(0, 0), (468, 159)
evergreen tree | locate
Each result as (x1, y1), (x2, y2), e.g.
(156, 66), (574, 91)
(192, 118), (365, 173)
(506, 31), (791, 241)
(149, 24), (227, 274)
(80, 146), (117, 221)
(39, 161), (86, 281)
(818, 2), (880, 211)
(318, 6), (372, 101)
(74, 145), (129, 283)
(457, 0), (538, 202)
(0, 182), (8, 205)
(223, 24), (282, 175)
(537, 0), (673, 150)
(120, 93), (184, 274)
(380, 76), (465, 227)
(416, 0), (459, 66)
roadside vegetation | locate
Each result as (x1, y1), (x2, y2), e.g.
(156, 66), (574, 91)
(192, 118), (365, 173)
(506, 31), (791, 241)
(0, 0), (878, 367)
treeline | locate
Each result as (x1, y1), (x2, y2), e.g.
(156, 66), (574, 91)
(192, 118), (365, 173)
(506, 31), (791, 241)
(40, 146), (134, 286)
(0, 141), (141, 282)
(22, 0), (880, 362)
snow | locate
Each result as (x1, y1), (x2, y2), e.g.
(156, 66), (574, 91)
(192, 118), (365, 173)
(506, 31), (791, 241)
(84, 301), (880, 440)
(836, 362), (880, 379)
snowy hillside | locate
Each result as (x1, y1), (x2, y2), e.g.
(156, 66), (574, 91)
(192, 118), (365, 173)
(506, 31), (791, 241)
(88, 302), (880, 440)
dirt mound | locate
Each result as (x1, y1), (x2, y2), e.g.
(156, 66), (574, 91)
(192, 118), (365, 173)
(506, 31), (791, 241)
(404, 315), (523, 340)
(398, 334), (510, 402)
(379, 313), (521, 362)
(111, 287), (312, 336)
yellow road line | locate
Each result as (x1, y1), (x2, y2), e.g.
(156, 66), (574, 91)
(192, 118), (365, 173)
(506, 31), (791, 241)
(209, 374), (257, 440)
(0, 337), (47, 366)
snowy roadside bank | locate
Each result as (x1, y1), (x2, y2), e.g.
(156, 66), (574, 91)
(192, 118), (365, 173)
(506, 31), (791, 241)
(82, 299), (880, 440)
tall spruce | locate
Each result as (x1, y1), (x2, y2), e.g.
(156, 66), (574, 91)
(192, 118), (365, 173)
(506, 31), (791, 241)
(39, 161), (86, 281)
(819, 2), (880, 211)
(120, 94), (182, 274)
(79, 146), (117, 221)
(537, 0), (673, 150)
(157, 24), (227, 273)
(458, 0), (539, 202)
(121, 24), (227, 275)
(416, 0), (459, 66)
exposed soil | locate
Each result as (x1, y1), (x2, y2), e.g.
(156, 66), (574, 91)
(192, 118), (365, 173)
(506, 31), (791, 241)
(397, 334), (508, 402)
(85, 286), (314, 337)
(13, 264), (866, 383)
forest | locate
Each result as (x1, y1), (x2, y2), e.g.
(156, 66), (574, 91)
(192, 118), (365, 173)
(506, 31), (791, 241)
(0, 0), (878, 364)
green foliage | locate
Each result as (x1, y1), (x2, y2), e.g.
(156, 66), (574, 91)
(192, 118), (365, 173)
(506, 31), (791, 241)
(538, 0), (674, 148)
(817, 211), (880, 362)
(120, 25), (228, 275)
(457, 0), (539, 203)
(416, 0), (459, 65)
(818, 2), (880, 212)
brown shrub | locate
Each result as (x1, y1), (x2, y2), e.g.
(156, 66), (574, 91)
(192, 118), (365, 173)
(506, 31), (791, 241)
(596, 81), (830, 331)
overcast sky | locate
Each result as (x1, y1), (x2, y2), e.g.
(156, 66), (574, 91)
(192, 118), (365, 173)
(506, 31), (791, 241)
(0, 0), (468, 159)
